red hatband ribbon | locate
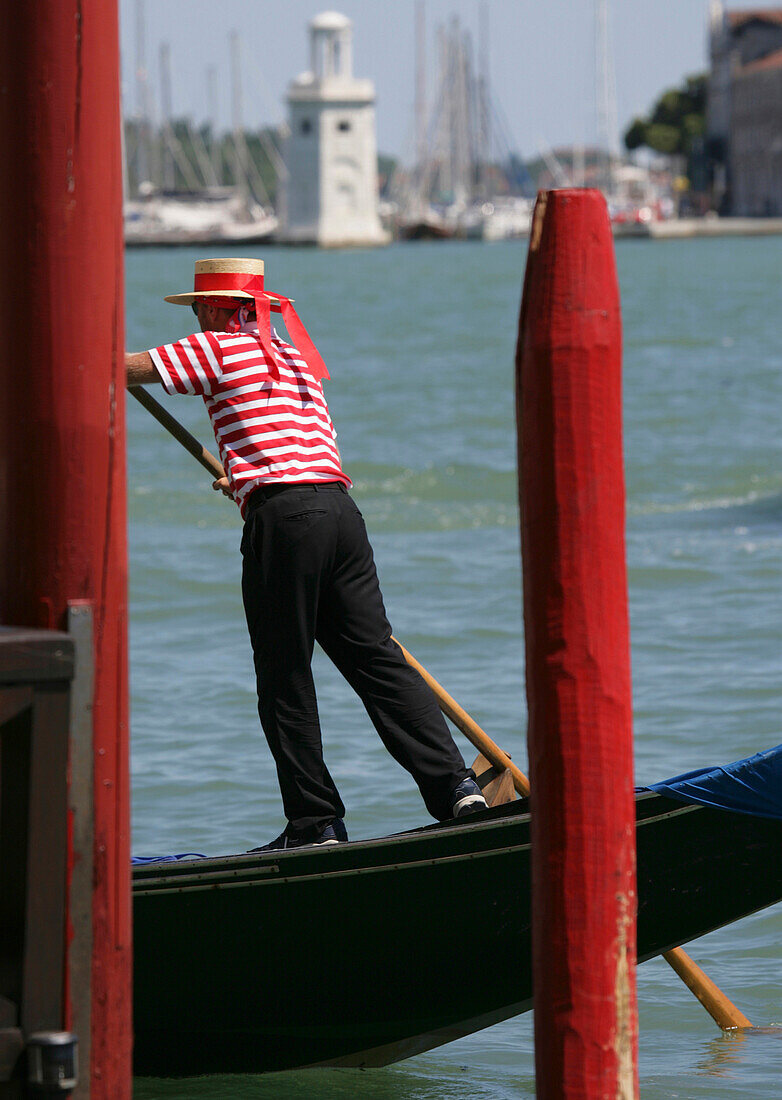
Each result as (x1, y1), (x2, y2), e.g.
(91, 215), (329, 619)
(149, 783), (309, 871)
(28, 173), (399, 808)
(193, 271), (329, 383)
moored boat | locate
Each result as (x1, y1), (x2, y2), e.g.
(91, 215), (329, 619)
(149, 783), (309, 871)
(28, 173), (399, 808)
(124, 186), (277, 248)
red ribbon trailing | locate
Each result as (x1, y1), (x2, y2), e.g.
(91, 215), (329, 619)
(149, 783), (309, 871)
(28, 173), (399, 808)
(192, 271), (329, 383)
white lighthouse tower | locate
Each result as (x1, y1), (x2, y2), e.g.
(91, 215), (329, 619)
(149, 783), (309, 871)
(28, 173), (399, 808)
(281, 11), (389, 247)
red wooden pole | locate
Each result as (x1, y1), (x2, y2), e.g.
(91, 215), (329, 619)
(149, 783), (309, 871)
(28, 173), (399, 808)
(0, 3), (131, 1097)
(516, 190), (638, 1099)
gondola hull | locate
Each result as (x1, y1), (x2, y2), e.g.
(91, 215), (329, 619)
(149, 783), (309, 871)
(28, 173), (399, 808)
(132, 792), (782, 1076)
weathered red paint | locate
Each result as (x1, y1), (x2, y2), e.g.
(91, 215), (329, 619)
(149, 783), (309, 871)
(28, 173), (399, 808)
(0, 3), (131, 1096)
(516, 190), (639, 1098)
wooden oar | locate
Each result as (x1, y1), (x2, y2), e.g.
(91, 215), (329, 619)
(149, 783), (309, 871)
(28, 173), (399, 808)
(128, 386), (224, 480)
(395, 642), (752, 1030)
(128, 382), (752, 1031)
(390, 637), (530, 797)
(663, 946), (751, 1029)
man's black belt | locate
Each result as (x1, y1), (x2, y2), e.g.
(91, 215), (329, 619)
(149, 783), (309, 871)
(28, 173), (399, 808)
(246, 481), (347, 510)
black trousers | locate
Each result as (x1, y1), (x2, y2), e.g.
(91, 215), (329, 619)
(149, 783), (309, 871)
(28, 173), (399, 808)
(240, 481), (470, 839)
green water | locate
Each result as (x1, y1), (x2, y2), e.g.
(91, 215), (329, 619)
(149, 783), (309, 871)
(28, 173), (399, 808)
(126, 236), (782, 1097)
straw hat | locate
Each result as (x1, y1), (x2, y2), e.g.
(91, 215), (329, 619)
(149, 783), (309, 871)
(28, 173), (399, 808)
(163, 258), (290, 306)
(161, 256), (328, 382)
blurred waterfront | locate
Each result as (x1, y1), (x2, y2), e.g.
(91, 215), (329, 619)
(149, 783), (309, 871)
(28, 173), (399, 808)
(127, 236), (782, 1097)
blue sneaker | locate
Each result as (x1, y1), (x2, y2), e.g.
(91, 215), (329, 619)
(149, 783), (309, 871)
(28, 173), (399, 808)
(331, 818), (349, 842)
(451, 777), (488, 818)
(249, 818), (348, 853)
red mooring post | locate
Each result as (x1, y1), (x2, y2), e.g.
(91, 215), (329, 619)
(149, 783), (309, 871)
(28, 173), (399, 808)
(0, 2), (131, 1097)
(516, 190), (638, 1098)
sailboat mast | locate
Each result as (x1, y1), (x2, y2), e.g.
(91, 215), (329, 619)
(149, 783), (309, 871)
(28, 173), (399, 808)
(159, 43), (175, 189)
(456, 26), (473, 205)
(230, 31), (248, 198)
(595, 0), (619, 193)
(414, 0), (426, 211)
(135, 0), (150, 189)
(478, 1), (490, 197)
(207, 65), (222, 185)
(230, 32), (271, 207)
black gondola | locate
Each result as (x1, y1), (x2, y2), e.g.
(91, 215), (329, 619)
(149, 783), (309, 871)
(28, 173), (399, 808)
(133, 771), (782, 1077)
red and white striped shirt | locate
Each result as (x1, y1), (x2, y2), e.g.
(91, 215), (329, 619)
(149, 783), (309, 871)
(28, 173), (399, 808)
(149, 323), (351, 516)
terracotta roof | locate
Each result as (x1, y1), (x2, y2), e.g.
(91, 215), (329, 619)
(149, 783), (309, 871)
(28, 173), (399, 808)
(739, 45), (782, 72)
(727, 9), (782, 29)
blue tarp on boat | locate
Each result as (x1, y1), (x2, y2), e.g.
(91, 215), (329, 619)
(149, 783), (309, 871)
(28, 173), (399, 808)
(648, 744), (782, 821)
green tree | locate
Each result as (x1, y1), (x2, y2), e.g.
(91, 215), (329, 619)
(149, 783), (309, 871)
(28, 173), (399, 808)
(624, 73), (707, 158)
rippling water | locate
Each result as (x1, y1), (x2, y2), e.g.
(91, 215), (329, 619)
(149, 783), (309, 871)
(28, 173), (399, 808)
(126, 235), (782, 1098)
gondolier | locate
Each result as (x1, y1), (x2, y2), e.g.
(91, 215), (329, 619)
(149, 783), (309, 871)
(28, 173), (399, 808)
(125, 257), (486, 850)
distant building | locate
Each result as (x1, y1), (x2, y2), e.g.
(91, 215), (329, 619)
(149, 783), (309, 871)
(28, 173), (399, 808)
(707, 4), (782, 213)
(731, 48), (782, 214)
(280, 11), (389, 247)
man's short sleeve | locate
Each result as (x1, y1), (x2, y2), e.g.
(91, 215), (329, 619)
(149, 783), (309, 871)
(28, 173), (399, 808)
(148, 331), (223, 396)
